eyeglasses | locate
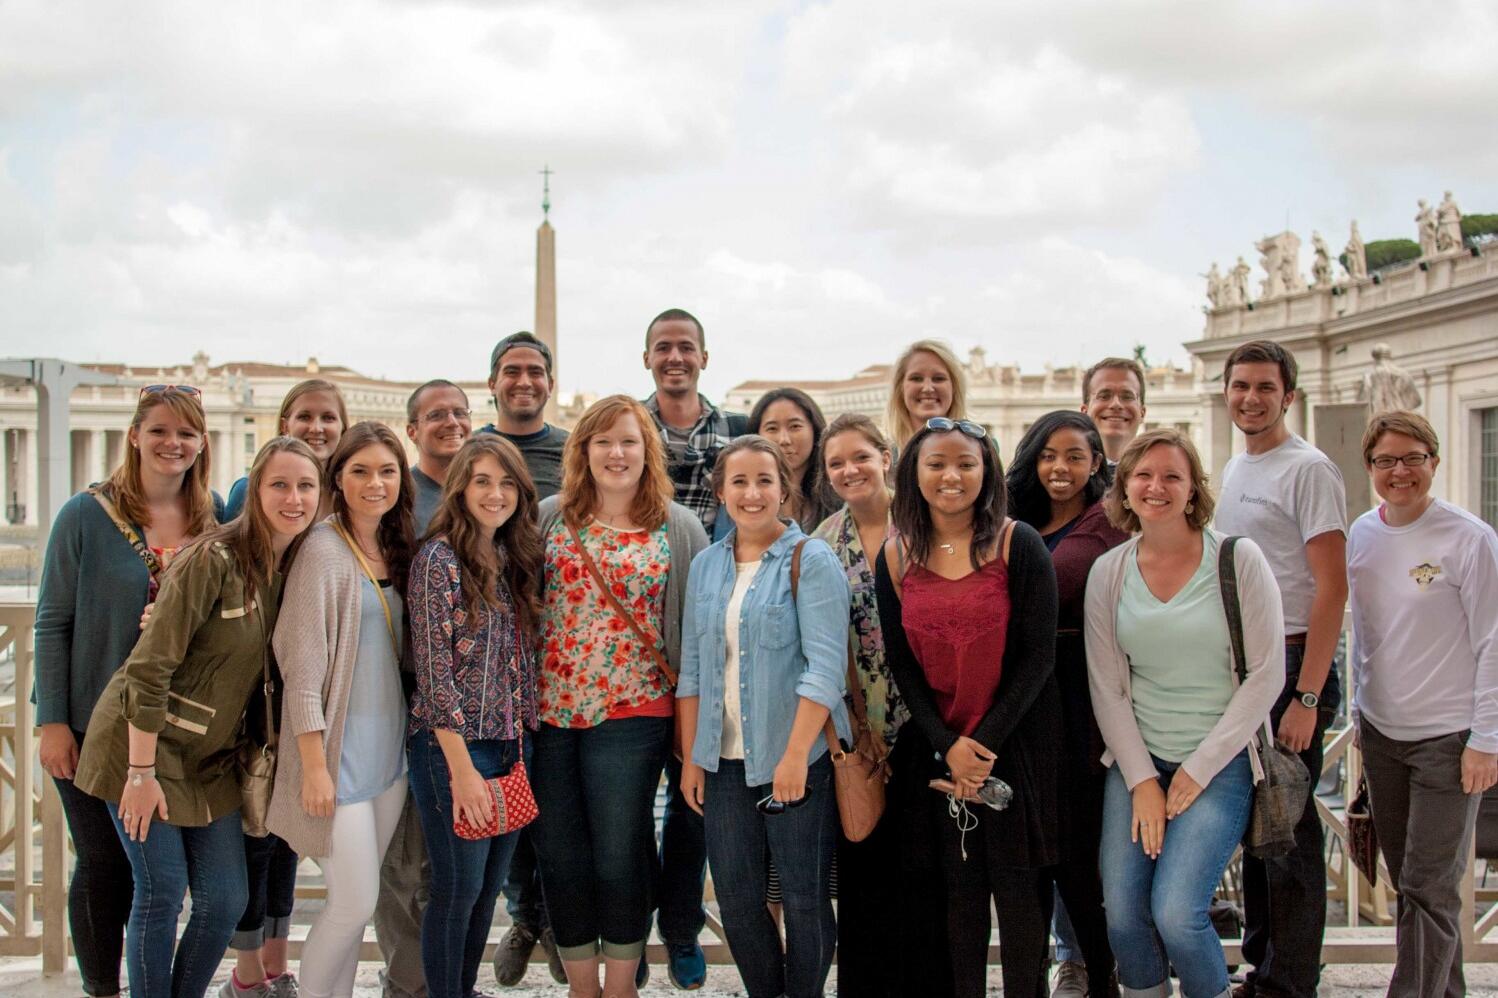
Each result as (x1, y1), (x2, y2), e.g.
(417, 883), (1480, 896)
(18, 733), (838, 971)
(924, 417), (987, 440)
(1370, 453), (1431, 470)
(139, 384), (202, 399)
(420, 407), (472, 425)
(1090, 389), (1139, 405)
(755, 790), (811, 816)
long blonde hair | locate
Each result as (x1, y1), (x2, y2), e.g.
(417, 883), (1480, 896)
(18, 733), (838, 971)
(884, 339), (968, 451)
(105, 388), (217, 534)
(559, 395), (674, 532)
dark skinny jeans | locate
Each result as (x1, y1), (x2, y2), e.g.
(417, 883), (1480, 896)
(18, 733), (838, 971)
(55, 752), (134, 997)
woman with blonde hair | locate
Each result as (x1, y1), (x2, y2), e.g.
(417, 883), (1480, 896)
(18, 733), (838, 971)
(34, 384), (219, 998)
(225, 378), (349, 520)
(530, 394), (708, 998)
(268, 421), (417, 998)
(884, 340), (968, 452)
(1085, 429), (1283, 998)
(407, 435), (544, 998)
(73, 435), (321, 998)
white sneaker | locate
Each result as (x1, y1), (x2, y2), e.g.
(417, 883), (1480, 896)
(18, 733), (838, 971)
(1052, 960), (1089, 998)
(218, 976), (272, 998)
(268, 973), (300, 998)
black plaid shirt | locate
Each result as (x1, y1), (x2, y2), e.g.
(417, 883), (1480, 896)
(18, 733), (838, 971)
(643, 392), (746, 533)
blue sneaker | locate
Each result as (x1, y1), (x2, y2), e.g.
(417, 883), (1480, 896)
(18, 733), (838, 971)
(666, 941), (706, 990)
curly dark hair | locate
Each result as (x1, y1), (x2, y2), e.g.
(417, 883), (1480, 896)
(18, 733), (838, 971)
(891, 424), (1005, 570)
(327, 421), (417, 594)
(1006, 410), (1110, 529)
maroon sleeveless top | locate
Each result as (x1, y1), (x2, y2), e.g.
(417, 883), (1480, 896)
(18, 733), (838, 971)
(901, 557), (1010, 736)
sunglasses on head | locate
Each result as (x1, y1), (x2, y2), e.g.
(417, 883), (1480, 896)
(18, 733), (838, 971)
(924, 417), (987, 440)
(139, 384), (202, 400)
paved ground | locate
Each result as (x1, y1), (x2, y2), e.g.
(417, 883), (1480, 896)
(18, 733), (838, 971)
(4, 958), (1498, 997)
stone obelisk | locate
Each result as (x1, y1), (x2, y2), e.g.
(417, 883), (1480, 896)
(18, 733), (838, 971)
(535, 166), (558, 423)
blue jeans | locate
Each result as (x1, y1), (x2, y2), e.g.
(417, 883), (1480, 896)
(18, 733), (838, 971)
(408, 728), (525, 998)
(1100, 754), (1252, 998)
(659, 752), (709, 944)
(530, 716), (670, 960)
(703, 755), (836, 998)
(110, 807), (248, 998)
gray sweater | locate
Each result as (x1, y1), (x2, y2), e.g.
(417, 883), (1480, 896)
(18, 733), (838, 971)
(537, 496), (708, 675)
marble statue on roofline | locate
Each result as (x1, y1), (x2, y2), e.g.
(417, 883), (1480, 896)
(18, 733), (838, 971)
(1256, 231), (1304, 299)
(1311, 232), (1333, 289)
(1416, 198), (1440, 257)
(1203, 262), (1225, 309)
(1344, 221), (1367, 281)
(1437, 190), (1464, 253)
(1228, 256), (1251, 307)
(1357, 343), (1422, 415)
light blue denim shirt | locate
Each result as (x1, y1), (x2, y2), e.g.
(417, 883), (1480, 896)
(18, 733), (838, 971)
(678, 521), (853, 786)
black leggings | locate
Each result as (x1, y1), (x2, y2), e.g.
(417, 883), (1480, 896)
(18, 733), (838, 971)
(1049, 767), (1116, 992)
(55, 748), (134, 997)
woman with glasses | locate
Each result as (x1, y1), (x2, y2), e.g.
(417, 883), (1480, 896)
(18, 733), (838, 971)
(747, 388), (838, 533)
(1007, 411), (1124, 997)
(225, 379), (348, 520)
(1084, 429), (1283, 998)
(73, 435), (321, 998)
(529, 395), (708, 998)
(884, 340), (969, 453)
(34, 384), (220, 998)
(267, 422), (417, 998)
(678, 435), (851, 998)
(873, 417), (1061, 998)
(1348, 411), (1498, 997)
(406, 435), (542, 998)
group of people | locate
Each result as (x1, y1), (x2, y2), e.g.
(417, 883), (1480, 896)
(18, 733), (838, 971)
(32, 312), (1498, 998)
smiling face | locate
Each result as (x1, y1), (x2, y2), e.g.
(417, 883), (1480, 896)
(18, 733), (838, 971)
(757, 398), (816, 476)
(901, 350), (954, 422)
(643, 318), (707, 399)
(130, 402), (205, 479)
(822, 429), (891, 507)
(1082, 367), (1146, 452)
(916, 431), (984, 518)
(587, 411), (647, 499)
(719, 448), (785, 535)
(258, 450), (321, 541)
(281, 389), (344, 461)
(489, 345), (553, 423)
(1225, 360), (1293, 437)
(336, 442), (402, 522)
(463, 453), (519, 533)
(1124, 442), (1194, 527)
(1037, 426), (1102, 507)
(1368, 430), (1438, 513)
(408, 384), (472, 462)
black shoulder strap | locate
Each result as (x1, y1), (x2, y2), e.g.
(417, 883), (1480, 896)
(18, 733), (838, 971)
(1217, 536), (1247, 684)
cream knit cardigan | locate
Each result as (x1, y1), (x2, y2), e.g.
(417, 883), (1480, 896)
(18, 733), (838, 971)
(266, 521), (388, 857)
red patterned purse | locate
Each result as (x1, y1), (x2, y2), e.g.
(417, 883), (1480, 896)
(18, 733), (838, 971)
(453, 734), (539, 841)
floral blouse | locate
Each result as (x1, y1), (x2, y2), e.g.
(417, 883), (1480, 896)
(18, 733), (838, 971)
(407, 538), (539, 742)
(813, 505), (908, 751)
(539, 520), (671, 728)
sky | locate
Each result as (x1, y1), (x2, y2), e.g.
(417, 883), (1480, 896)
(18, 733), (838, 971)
(3, 0), (1496, 401)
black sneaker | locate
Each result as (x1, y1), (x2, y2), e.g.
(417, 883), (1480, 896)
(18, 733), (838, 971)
(492, 923), (539, 987)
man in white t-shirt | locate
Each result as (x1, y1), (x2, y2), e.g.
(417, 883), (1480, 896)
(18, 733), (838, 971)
(1213, 340), (1347, 998)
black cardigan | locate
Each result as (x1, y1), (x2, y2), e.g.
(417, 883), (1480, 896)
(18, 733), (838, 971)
(874, 520), (1063, 868)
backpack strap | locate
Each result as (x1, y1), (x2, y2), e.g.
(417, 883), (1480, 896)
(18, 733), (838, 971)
(1216, 536), (1248, 684)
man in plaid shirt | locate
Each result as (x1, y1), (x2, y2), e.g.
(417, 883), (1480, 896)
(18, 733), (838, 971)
(642, 307), (748, 536)
(639, 307), (747, 991)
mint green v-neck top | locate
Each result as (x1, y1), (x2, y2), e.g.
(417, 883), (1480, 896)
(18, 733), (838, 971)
(1115, 530), (1236, 763)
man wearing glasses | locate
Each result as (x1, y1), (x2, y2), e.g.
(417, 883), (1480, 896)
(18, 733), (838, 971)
(1214, 340), (1347, 998)
(479, 332), (570, 501)
(405, 379), (475, 533)
(1080, 356), (1148, 466)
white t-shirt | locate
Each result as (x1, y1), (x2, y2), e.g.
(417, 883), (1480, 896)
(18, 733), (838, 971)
(1347, 499), (1498, 751)
(1214, 434), (1346, 634)
(719, 562), (758, 761)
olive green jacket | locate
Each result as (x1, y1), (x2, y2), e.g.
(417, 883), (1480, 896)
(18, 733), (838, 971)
(75, 540), (281, 827)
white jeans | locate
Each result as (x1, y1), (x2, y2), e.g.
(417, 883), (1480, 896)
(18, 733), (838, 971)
(299, 777), (408, 998)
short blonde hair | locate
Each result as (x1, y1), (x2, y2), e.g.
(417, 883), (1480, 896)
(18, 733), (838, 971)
(1104, 428), (1215, 532)
(884, 340), (968, 451)
(1362, 410), (1439, 465)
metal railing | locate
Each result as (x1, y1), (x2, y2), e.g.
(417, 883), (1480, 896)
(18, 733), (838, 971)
(2, 598), (1494, 972)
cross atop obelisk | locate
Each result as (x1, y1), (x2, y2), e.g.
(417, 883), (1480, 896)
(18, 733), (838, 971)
(535, 165), (558, 421)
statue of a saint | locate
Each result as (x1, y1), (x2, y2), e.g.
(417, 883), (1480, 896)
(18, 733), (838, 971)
(1204, 262), (1224, 309)
(1310, 232), (1333, 289)
(1358, 343), (1423, 415)
(1229, 256), (1251, 307)
(1256, 236), (1285, 299)
(1344, 220), (1367, 281)
(1437, 190), (1463, 253)
(1416, 199), (1439, 257)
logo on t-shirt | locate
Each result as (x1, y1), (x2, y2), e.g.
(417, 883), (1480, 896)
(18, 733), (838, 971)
(1409, 562), (1442, 590)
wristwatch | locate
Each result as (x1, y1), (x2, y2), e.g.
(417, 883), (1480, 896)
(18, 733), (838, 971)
(1297, 690), (1320, 709)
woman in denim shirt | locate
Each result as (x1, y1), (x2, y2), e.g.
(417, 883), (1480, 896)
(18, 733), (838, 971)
(678, 436), (851, 998)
